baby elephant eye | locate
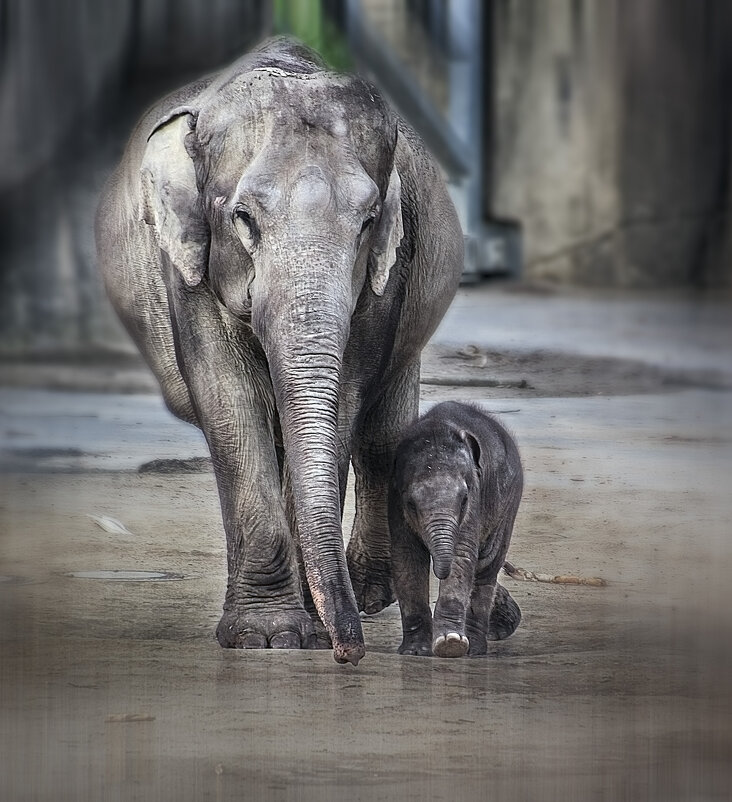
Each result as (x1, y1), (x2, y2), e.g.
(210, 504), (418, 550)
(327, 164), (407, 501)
(359, 204), (380, 238)
(459, 493), (468, 516)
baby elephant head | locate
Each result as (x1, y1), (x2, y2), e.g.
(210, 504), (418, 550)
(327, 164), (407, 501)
(396, 425), (482, 579)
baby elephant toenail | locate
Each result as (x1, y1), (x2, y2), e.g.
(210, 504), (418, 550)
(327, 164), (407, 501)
(433, 631), (469, 658)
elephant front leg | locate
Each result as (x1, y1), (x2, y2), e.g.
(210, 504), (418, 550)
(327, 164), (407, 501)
(174, 316), (314, 649)
(216, 472), (315, 650)
(432, 540), (480, 658)
(212, 415), (315, 648)
(218, 427), (314, 648)
(391, 511), (432, 656)
(347, 362), (419, 614)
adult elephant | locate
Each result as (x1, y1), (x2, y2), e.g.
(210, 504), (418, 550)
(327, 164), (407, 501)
(96, 38), (463, 665)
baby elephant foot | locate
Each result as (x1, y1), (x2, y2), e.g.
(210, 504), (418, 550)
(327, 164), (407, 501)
(346, 539), (395, 615)
(464, 584), (522, 655)
(432, 631), (470, 658)
(397, 613), (433, 656)
(398, 634), (433, 657)
(216, 606), (318, 650)
(487, 584), (522, 641)
(465, 624), (488, 656)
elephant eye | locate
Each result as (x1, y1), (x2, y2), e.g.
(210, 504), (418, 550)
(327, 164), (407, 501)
(233, 206), (259, 245)
(235, 207), (253, 229)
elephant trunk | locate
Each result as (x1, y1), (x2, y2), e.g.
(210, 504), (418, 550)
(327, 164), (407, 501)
(424, 518), (459, 580)
(253, 254), (364, 665)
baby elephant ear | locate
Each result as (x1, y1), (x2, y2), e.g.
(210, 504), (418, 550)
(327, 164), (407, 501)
(459, 429), (482, 471)
(369, 160), (403, 296)
(140, 110), (209, 287)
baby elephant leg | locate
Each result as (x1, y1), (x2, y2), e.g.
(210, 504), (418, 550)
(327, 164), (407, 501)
(466, 559), (521, 655)
(486, 583), (522, 641)
(432, 554), (477, 658)
(392, 533), (433, 655)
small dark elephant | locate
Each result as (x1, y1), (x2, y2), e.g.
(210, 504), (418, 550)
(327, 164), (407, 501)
(389, 401), (523, 657)
(95, 38), (463, 664)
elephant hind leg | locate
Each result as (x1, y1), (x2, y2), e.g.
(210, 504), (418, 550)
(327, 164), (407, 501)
(347, 361), (420, 615)
(466, 551), (522, 655)
(486, 583), (521, 641)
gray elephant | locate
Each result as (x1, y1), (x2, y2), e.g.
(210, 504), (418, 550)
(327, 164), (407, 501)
(95, 38), (463, 665)
(389, 402), (522, 657)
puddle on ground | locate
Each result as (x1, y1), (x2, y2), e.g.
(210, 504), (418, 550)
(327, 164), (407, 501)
(138, 457), (211, 474)
(65, 570), (186, 582)
(422, 345), (732, 398)
(0, 575), (28, 585)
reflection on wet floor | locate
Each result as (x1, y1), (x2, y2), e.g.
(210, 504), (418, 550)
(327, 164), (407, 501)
(1, 384), (730, 799)
(65, 570), (187, 582)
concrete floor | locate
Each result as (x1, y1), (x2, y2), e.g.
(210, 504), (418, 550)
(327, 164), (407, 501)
(1, 286), (731, 801)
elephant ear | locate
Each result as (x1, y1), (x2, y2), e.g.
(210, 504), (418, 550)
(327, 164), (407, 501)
(369, 160), (403, 296)
(459, 429), (482, 474)
(140, 110), (209, 287)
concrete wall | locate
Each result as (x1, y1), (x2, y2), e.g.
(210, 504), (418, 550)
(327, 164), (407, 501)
(2, 0), (730, 355)
(490, 0), (732, 287)
(0, 0), (267, 352)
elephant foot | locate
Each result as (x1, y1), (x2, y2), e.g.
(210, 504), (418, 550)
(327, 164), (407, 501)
(398, 629), (433, 656)
(216, 606), (317, 650)
(486, 584), (521, 641)
(432, 631), (469, 658)
(397, 612), (432, 656)
(346, 539), (395, 615)
(398, 638), (432, 657)
(463, 584), (522, 655)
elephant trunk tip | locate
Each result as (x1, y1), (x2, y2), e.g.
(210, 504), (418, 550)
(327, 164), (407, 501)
(333, 642), (366, 666)
(433, 559), (452, 581)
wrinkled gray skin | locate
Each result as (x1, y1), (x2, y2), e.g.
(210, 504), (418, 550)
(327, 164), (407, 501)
(95, 39), (463, 665)
(389, 402), (522, 658)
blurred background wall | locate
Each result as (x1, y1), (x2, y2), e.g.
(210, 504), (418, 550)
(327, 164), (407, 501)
(1, 0), (731, 354)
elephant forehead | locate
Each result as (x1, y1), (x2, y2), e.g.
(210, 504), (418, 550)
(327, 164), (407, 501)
(204, 73), (353, 133)
(198, 72), (392, 159)
(401, 436), (472, 478)
(411, 471), (466, 506)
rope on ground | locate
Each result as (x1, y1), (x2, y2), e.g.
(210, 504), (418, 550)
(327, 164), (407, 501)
(503, 561), (607, 587)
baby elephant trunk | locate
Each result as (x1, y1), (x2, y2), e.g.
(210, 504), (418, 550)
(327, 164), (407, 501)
(424, 519), (459, 580)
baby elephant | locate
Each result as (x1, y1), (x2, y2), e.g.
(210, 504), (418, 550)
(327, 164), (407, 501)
(389, 401), (523, 657)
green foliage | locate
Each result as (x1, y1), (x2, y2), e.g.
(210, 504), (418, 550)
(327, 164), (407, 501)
(273, 0), (352, 71)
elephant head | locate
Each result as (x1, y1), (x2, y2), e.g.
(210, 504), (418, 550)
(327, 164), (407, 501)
(398, 426), (481, 580)
(138, 41), (404, 662)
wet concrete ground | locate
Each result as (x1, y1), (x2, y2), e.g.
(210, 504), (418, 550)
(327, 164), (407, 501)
(1, 286), (731, 801)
